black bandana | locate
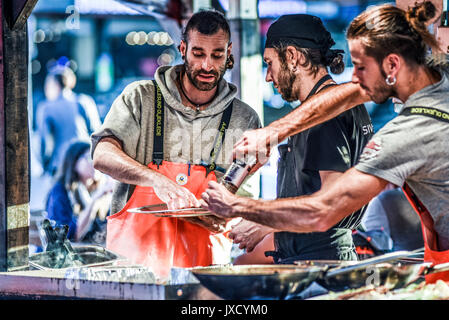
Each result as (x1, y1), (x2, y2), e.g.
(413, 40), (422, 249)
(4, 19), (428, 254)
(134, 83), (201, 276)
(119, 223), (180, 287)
(265, 14), (344, 64)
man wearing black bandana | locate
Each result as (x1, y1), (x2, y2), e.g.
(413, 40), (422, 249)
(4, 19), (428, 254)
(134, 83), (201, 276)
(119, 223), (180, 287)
(229, 14), (374, 263)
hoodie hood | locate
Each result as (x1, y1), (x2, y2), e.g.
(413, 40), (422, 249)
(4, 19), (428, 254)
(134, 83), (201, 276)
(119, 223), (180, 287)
(154, 65), (238, 120)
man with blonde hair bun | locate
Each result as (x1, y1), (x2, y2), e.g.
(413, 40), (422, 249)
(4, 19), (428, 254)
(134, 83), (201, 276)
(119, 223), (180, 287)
(202, 1), (449, 283)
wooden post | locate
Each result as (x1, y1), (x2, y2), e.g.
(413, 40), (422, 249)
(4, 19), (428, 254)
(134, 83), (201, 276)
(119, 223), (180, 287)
(0, 0), (38, 271)
(0, 0), (7, 271)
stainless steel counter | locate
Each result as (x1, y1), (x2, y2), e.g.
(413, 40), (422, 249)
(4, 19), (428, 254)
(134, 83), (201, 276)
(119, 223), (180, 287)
(0, 243), (222, 300)
(0, 266), (220, 300)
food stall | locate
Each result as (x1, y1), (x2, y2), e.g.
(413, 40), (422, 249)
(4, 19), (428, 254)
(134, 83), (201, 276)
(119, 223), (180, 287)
(0, 0), (449, 301)
(0, 0), (260, 300)
(0, 0), (219, 300)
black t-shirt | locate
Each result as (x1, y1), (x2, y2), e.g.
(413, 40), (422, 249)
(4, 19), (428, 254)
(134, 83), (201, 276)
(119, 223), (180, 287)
(277, 103), (374, 230)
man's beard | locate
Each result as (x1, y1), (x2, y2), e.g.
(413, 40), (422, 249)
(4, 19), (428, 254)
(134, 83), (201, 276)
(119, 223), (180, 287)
(366, 69), (395, 104)
(278, 61), (298, 102)
(184, 57), (226, 91)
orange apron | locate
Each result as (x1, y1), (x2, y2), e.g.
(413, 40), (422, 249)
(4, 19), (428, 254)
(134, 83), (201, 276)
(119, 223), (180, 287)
(403, 183), (449, 283)
(399, 106), (449, 283)
(106, 80), (234, 278)
(106, 162), (232, 278)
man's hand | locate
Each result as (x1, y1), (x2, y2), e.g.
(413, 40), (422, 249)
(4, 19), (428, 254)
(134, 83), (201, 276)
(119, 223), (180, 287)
(232, 127), (281, 173)
(230, 220), (274, 252)
(93, 137), (199, 210)
(152, 174), (200, 210)
(200, 181), (240, 219)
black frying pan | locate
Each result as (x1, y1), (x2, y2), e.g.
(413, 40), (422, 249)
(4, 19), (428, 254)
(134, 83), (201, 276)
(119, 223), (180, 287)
(291, 249), (423, 290)
(320, 260), (449, 292)
(191, 264), (327, 300)
(294, 248), (449, 293)
(192, 250), (426, 299)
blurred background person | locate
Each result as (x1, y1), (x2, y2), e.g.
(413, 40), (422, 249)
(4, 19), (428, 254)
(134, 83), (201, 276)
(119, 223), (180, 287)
(353, 184), (424, 258)
(60, 66), (102, 136)
(36, 68), (92, 176)
(45, 140), (113, 245)
(362, 187), (423, 251)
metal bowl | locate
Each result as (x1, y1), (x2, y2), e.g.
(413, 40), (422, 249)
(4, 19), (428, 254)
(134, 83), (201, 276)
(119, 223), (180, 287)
(191, 264), (327, 300)
(29, 245), (124, 270)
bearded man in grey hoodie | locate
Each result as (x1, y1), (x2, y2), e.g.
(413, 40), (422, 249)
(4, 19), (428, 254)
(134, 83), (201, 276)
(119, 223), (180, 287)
(90, 10), (260, 276)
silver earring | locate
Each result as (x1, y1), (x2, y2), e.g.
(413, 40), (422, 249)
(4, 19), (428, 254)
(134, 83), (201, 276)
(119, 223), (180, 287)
(386, 75), (396, 86)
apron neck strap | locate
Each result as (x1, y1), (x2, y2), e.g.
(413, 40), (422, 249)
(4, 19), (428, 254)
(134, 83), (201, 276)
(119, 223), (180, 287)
(304, 74), (332, 102)
(152, 80), (165, 168)
(288, 75), (334, 146)
(151, 79), (233, 175)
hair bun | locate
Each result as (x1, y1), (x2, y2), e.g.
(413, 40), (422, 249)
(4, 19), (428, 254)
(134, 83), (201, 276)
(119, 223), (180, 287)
(323, 49), (345, 74)
(407, 1), (436, 24)
(329, 53), (345, 75)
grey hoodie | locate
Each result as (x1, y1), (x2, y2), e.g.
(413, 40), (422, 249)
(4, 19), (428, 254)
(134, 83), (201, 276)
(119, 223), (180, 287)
(92, 65), (261, 213)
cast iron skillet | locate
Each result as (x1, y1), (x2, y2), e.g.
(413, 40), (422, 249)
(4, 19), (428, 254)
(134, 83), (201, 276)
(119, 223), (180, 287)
(294, 248), (432, 292)
(191, 264), (327, 300)
(191, 250), (431, 299)
(317, 260), (449, 292)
